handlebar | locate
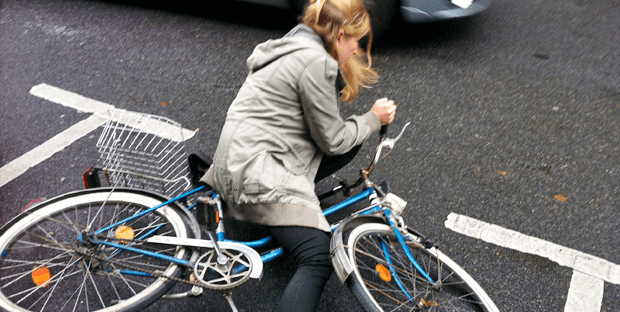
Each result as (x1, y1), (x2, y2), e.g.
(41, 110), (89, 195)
(368, 122), (411, 171)
(380, 125), (388, 139)
(317, 122), (411, 200)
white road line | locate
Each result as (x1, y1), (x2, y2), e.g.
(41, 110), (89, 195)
(564, 270), (604, 312)
(29, 83), (197, 141)
(30, 83), (114, 116)
(445, 213), (620, 284)
(0, 115), (106, 187)
(445, 212), (619, 312)
(0, 84), (198, 188)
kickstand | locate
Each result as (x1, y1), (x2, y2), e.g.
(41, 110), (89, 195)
(222, 292), (238, 312)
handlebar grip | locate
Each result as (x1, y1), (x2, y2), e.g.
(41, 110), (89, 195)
(380, 125), (388, 136)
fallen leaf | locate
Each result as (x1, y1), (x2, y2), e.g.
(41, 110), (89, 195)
(497, 171), (508, 176)
(554, 194), (567, 202)
(161, 101), (169, 106)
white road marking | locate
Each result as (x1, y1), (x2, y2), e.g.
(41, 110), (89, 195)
(445, 212), (619, 312)
(29, 84), (197, 141)
(0, 115), (106, 187)
(30, 83), (114, 115)
(445, 213), (620, 284)
(564, 270), (604, 312)
(0, 84), (197, 187)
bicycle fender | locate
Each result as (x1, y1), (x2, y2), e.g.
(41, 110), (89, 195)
(2, 188), (198, 239)
(330, 215), (388, 283)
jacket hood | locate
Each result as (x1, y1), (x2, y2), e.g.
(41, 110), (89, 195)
(246, 25), (327, 72)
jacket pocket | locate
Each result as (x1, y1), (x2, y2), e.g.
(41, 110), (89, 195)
(246, 121), (310, 176)
(239, 153), (286, 197)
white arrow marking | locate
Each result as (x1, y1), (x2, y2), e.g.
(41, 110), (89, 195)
(0, 84), (197, 187)
(564, 270), (604, 312)
(445, 212), (618, 312)
(0, 115), (106, 187)
(445, 212), (619, 284)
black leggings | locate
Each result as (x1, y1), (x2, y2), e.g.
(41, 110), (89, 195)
(314, 144), (362, 183)
(267, 145), (362, 311)
(267, 226), (333, 312)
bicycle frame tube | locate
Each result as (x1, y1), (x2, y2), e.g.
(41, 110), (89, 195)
(383, 209), (436, 284)
(88, 185), (435, 287)
(221, 187), (378, 244)
(381, 241), (414, 301)
(94, 185), (207, 235)
(221, 187), (379, 265)
(323, 188), (375, 217)
(93, 238), (192, 267)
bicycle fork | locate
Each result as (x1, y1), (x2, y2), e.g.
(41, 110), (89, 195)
(365, 190), (437, 305)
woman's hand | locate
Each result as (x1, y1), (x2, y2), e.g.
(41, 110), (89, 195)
(371, 98), (396, 125)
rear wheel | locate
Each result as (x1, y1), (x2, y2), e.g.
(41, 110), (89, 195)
(0, 188), (195, 312)
(345, 223), (498, 312)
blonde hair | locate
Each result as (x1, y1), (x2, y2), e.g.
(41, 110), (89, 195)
(301, 0), (378, 102)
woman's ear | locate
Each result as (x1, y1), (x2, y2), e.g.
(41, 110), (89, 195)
(337, 28), (345, 42)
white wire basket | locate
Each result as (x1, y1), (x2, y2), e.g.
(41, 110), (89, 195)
(95, 109), (192, 197)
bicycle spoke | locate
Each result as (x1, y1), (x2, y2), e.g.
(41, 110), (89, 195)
(59, 274), (86, 312)
(109, 264), (141, 294)
(5, 240), (76, 254)
(34, 257), (76, 312)
(1, 252), (77, 290)
(104, 270), (123, 303)
(0, 255), (73, 272)
(87, 266), (107, 309)
(346, 223), (494, 312)
(0, 190), (192, 311)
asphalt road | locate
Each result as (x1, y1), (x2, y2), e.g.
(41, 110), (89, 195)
(0, 0), (618, 311)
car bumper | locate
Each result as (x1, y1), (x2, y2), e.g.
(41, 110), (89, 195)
(400, 0), (492, 23)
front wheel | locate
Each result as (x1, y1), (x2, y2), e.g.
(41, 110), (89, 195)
(345, 223), (498, 312)
(0, 188), (196, 312)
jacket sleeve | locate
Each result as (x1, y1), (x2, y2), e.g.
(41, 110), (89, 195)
(298, 56), (382, 156)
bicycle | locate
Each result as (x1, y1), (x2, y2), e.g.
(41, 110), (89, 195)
(0, 109), (499, 312)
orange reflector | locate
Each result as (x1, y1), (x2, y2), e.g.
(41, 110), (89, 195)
(376, 264), (392, 282)
(32, 265), (51, 287)
(115, 225), (135, 243)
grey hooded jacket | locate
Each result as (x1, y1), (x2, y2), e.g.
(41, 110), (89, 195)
(201, 25), (381, 232)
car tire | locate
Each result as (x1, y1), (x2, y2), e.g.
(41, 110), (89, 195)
(363, 0), (398, 40)
(293, 0), (308, 13)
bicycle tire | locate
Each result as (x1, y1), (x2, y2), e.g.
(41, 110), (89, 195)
(0, 188), (195, 312)
(344, 222), (498, 312)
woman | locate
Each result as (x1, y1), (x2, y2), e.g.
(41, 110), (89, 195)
(201, 0), (396, 310)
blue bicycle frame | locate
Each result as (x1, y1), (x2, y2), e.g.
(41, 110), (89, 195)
(87, 183), (436, 287)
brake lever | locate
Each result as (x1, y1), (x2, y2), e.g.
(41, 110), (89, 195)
(373, 122), (411, 164)
(383, 122), (410, 148)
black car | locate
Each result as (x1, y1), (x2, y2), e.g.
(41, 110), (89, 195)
(238, 0), (492, 38)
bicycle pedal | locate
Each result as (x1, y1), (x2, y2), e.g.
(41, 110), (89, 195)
(196, 201), (219, 231)
(190, 285), (204, 296)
